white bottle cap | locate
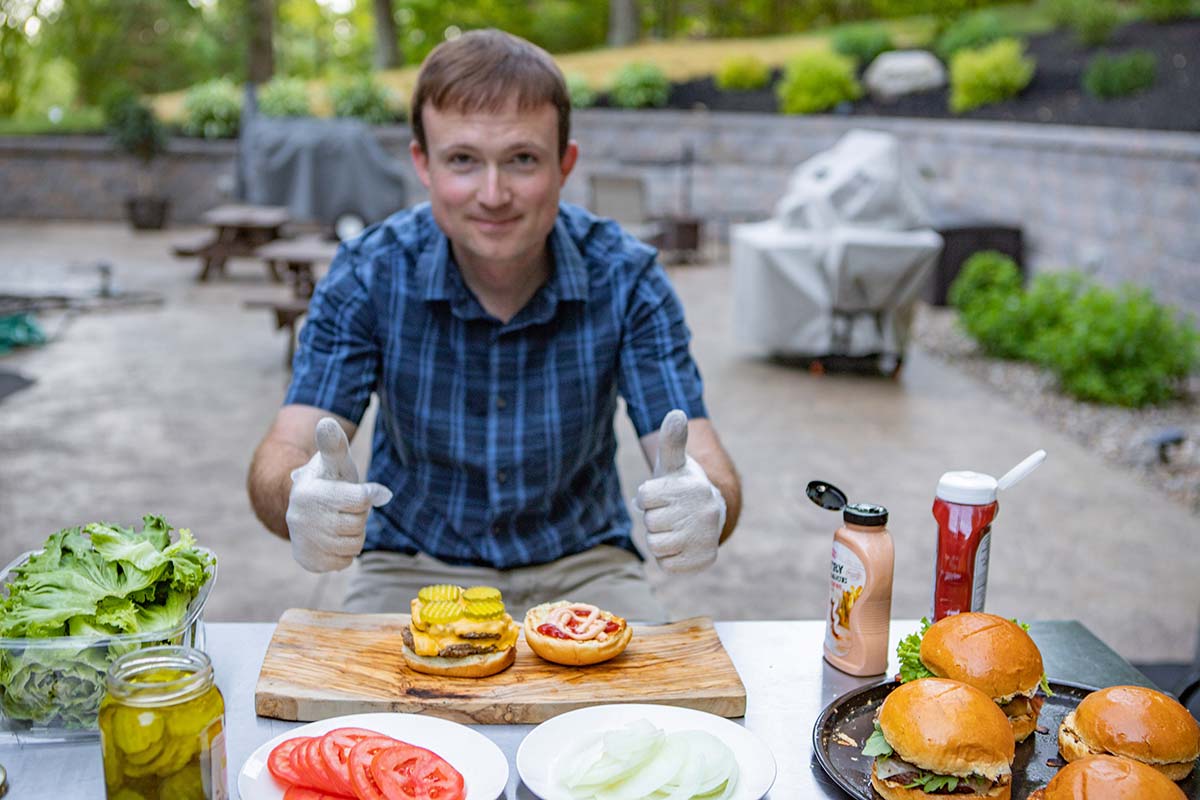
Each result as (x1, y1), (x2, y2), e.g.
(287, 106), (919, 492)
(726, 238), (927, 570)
(936, 470), (998, 505)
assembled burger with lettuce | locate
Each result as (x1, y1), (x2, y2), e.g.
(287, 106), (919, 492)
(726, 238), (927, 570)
(401, 584), (520, 678)
(1027, 755), (1187, 800)
(863, 677), (1016, 798)
(896, 613), (1052, 743)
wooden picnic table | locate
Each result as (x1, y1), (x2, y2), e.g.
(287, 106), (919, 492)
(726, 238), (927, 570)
(243, 234), (340, 367)
(172, 204), (292, 282)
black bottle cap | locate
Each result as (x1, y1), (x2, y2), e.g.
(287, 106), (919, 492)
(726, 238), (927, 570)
(844, 503), (888, 527)
(806, 480), (848, 511)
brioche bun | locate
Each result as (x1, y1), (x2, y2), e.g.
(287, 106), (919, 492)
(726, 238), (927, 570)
(870, 767), (1011, 800)
(879, 678), (1015, 781)
(1032, 755), (1187, 799)
(523, 601), (632, 666)
(920, 613), (1044, 701)
(400, 642), (515, 678)
(1059, 686), (1200, 780)
(1009, 711), (1039, 744)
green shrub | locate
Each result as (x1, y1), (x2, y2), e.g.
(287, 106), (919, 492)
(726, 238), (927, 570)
(183, 79), (242, 139)
(566, 73), (596, 109)
(1138, 0), (1196, 21)
(609, 62), (671, 108)
(1073, 0), (1121, 46)
(949, 251), (1028, 359)
(950, 253), (1200, 407)
(258, 77), (312, 118)
(936, 11), (1006, 59)
(528, 0), (606, 53)
(1036, 285), (1200, 407)
(330, 75), (397, 124)
(1083, 50), (1158, 98)
(715, 55), (771, 91)
(105, 96), (167, 165)
(776, 50), (862, 114)
(831, 24), (895, 66)
(1043, 0), (1123, 45)
(949, 39), (1035, 113)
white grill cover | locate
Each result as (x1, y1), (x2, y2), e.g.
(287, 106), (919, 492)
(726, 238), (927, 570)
(732, 130), (942, 364)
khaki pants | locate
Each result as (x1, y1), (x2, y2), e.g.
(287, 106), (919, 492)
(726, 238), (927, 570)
(343, 545), (669, 622)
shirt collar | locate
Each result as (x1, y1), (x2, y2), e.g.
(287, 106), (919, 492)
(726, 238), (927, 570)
(419, 206), (591, 310)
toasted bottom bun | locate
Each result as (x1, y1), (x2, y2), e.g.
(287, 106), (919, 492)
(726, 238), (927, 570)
(1010, 711), (1038, 744)
(871, 764), (1011, 800)
(400, 643), (515, 678)
(1059, 718), (1196, 780)
(523, 614), (633, 666)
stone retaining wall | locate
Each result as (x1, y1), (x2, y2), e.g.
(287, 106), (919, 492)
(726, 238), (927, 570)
(2, 111), (1197, 316)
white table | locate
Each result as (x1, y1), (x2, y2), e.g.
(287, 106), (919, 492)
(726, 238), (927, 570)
(0, 620), (1154, 798)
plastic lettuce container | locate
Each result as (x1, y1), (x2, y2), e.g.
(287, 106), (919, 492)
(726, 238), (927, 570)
(0, 523), (215, 745)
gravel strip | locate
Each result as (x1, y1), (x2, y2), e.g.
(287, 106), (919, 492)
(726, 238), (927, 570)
(912, 306), (1200, 515)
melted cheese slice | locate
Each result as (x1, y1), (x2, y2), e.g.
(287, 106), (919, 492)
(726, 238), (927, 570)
(409, 598), (519, 657)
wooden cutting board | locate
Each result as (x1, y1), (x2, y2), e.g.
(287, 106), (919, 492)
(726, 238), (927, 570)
(255, 609), (747, 724)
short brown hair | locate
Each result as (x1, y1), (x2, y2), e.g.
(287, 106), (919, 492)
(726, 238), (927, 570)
(411, 29), (571, 159)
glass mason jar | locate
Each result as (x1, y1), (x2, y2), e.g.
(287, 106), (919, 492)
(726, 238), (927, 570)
(99, 645), (228, 800)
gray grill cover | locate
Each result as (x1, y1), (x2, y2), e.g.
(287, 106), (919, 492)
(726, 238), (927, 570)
(240, 116), (408, 226)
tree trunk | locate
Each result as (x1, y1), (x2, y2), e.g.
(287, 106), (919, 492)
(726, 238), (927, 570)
(247, 0), (274, 84)
(607, 0), (640, 47)
(372, 0), (401, 69)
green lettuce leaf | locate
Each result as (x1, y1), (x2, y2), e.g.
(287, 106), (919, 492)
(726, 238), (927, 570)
(906, 772), (960, 792)
(862, 723), (893, 757)
(896, 617), (935, 682)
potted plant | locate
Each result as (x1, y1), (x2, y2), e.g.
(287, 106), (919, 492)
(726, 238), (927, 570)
(106, 95), (170, 230)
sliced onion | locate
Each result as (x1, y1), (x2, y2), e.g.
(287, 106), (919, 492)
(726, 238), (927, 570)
(558, 720), (738, 800)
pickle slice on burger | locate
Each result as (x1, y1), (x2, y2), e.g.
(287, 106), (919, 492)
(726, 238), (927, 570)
(864, 678), (1016, 799)
(896, 613), (1052, 743)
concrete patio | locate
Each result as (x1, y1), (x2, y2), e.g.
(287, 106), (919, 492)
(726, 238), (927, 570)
(1, 220), (1197, 664)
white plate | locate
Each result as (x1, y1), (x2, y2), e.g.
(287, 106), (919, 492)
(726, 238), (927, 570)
(516, 704), (776, 800)
(238, 712), (509, 800)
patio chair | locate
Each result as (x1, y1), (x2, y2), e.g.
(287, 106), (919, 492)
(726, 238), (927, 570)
(587, 174), (666, 249)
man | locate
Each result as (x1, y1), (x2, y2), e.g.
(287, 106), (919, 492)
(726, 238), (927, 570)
(247, 29), (740, 621)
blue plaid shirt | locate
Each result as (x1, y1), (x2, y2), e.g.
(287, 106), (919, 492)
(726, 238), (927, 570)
(285, 202), (707, 568)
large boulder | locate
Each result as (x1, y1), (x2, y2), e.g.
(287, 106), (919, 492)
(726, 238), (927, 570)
(864, 50), (946, 101)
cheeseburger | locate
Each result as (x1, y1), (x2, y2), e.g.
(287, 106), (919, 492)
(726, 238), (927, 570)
(401, 584), (519, 678)
(897, 613), (1051, 742)
(863, 678), (1015, 799)
(1058, 685), (1200, 780)
(1027, 755), (1187, 800)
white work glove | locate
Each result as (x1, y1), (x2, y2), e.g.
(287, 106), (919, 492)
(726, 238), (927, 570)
(635, 410), (727, 574)
(286, 417), (393, 573)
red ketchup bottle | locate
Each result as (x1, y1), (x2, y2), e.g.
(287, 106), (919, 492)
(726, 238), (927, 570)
(931, 471), (999, 620)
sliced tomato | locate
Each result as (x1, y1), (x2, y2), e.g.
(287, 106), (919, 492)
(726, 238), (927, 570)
(348, 736), (405, 800)
(369, 743), (465, 800)
(288, 737), (323, 790)
(269, 736), (312, 787)
(282, 785), (354, 800)
(302, 735), (343, 793)
(318, 727), (382, 796)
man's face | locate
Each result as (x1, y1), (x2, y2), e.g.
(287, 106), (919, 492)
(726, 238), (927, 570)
(411, 99), (578, 278)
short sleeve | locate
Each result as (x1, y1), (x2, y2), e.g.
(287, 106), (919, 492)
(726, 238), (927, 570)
(617, 261), (708, 436)
(284, 246), (381, 424)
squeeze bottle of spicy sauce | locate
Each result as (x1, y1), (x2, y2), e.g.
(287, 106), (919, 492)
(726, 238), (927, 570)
(808, 481), (894, 677)
(931, 471), (999, 620)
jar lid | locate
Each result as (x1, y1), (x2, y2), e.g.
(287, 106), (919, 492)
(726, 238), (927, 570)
(936, 470), (998, 505)
(844, 502), (888, 527)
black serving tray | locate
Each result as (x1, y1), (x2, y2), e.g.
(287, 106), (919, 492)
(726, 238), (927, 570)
(812, 679), (1200, 799)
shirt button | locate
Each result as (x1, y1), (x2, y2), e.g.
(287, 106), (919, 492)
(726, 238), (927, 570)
(496, 470), (508, 484)
(495, 395), (508, 410)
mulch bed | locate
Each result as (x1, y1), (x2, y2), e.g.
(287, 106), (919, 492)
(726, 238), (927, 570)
(595, 18), (1200, 132)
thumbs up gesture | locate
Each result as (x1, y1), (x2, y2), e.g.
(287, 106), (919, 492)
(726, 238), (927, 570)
(635, 410), (726, 574)
(285, 417), (394, 573)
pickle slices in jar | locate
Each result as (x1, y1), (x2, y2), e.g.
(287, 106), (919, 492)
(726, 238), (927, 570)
(420, 600), (464, 625)
(418, 584), (462, 603)
(462, 585), (501, 603)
